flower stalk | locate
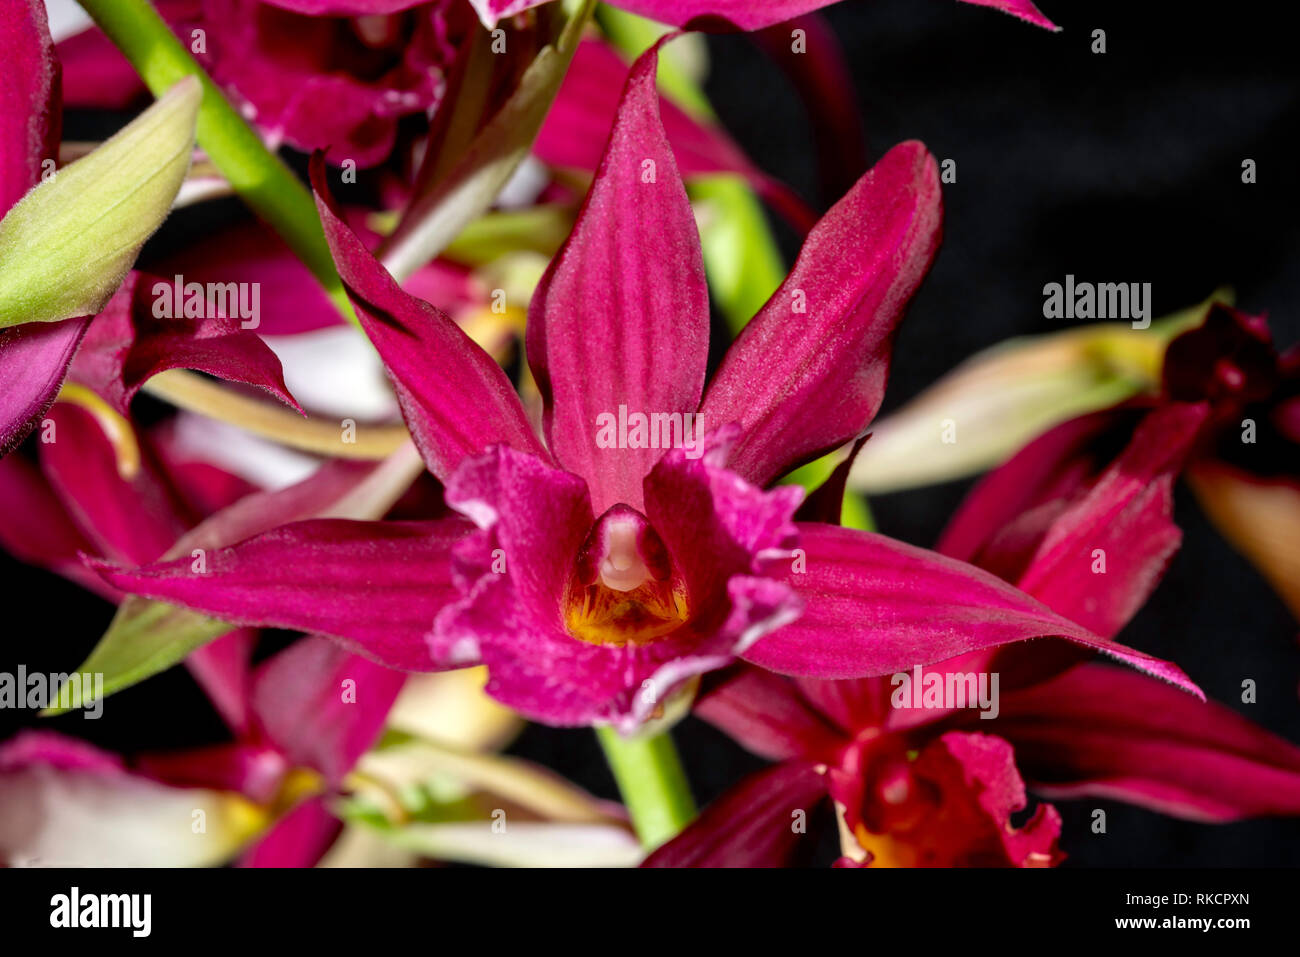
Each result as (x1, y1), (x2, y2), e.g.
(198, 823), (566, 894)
(595, 727), (696, 851)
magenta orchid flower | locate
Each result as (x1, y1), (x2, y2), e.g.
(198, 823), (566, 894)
(141, 634), (405, 868)
(1163, 305), (1300, 620)
(650, 652), (1300, 867)
(57, 0), (465, 169)
(260, 0), (1058, 33)
(648, 401), (1300, 867)
(537, 36), (818, 233)
(939, 303), (1300, 623)
(1, 401), (275, 724)
(58, 0), (831, 225)
(0, 402), (405, 867)
(0, 634), (403, 868)
(90, 39), (1196, 733)
(1, 262), (302, 458)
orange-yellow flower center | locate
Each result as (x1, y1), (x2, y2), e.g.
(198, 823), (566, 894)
(565, 578), (690, 646)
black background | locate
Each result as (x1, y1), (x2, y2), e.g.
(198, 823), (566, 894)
(3, 0), (1299, 867)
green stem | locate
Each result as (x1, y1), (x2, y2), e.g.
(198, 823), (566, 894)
(76, 0), (355, 325)
(595, 727), (696, 851)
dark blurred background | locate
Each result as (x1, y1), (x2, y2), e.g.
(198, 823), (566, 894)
(4, 0), (1299, 866)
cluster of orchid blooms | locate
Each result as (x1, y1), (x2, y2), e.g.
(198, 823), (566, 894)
(1, 0), (1298, 869)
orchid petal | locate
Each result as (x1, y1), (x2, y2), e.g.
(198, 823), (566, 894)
(536, 38), (815, 231)
(0, 450), (101, 592)
(642, 433), (803, 639)
(240, 796), (341, 868)
(790, 675), (895, 738)
(201, 0), (443, 169)
(1013, 403), (1206, 637)
(56, 449), (427, 713)
(68, 271), (301, 416)
(936, 410), (1125, 571)
(527, 37), (709, 513)
(995, 665), (1300, 821)
(694, 668), (846, 762)
(701, 141), (942, 488)
(91, 517), (474, 671)
(741, 523), (1202, 697)
(39, 403), (190, 565)
(185, 631), (257, 734)
(0, 319), (89, 457)
(433, 446), (610, 724)
(642, 762), (828, 867)
(313, 155), (547, 481)
(439, 445), (594, 640)
(433, 441), (803, 729)
(153, 222), (342, 335)
(36, 402), (256, 727)
(940, 402), (1207, 641)
(0, 0), (80, 459)
(37, 405), (259, 728)
(134, 742), (288, 803)
(251, 636), (406, 785)
(1, 731), (123, 773)
(0, 0), (61, 216)
(150, 424), (260, 518)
